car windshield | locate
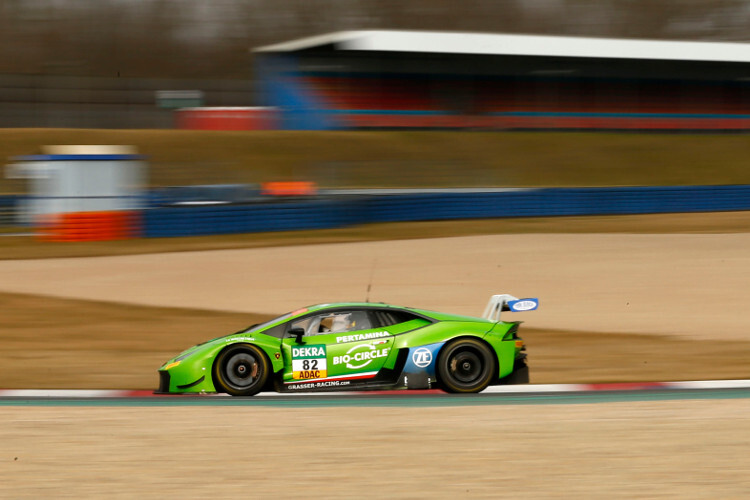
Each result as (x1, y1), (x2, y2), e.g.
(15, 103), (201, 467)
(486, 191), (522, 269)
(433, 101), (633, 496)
(238, 307), (309, 334)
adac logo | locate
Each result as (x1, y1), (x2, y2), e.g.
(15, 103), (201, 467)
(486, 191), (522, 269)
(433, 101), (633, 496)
(412, 347), (432, 368)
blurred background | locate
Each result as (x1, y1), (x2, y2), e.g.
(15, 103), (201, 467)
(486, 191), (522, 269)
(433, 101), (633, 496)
(1, 0), (750, 128)
(3, 0), (750, 239)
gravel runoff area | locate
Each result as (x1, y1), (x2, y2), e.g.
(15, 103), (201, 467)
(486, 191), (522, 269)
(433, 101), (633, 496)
(2, 402), (750, 498)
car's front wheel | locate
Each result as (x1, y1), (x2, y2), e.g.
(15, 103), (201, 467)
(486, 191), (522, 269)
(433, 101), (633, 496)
(213, 344), (270, 396)
(437, 338), (495, 393)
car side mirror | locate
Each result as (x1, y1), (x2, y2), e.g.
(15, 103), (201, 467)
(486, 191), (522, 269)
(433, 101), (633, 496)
(289, 327), (305, 343)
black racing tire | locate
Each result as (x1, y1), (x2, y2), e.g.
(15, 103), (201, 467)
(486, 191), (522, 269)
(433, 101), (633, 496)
(437, 338), (495, 393)
(213, 344), (270, 397)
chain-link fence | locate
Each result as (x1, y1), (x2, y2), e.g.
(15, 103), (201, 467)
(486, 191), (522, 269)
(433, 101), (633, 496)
(0, 74), (254, 129)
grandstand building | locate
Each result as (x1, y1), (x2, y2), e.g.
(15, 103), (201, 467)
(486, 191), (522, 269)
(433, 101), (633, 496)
(252, 30), (750, 131)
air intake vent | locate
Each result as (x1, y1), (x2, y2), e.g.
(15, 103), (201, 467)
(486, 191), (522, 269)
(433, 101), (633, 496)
(157, 371), (171, 393)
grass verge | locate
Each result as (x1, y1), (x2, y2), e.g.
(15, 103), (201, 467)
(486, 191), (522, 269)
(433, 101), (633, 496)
(3, 129), (750, 194)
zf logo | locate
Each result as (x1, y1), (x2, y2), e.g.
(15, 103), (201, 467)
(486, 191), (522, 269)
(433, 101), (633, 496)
(412, 348), (433, 368)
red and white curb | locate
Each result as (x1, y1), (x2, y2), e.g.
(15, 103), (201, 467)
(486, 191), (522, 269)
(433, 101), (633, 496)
(1, 380), (749, 398)
(483, 380), (750, 393)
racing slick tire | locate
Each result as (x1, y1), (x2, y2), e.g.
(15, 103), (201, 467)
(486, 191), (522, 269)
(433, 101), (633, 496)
(213, 344), (270, 396)
(437, 338), (495, 393)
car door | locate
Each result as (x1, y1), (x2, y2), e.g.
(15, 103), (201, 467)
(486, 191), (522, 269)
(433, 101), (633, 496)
(280, 309), (395, 387)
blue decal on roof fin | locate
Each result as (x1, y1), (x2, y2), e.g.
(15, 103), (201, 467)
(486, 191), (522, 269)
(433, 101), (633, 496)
(507, 298), (539, 312)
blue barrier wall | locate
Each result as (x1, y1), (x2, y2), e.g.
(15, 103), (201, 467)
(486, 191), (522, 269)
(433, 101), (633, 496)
(141, 185), (750, 238)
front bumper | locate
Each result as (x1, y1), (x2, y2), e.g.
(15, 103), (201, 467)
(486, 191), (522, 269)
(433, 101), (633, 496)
(155, 368), (215, 394)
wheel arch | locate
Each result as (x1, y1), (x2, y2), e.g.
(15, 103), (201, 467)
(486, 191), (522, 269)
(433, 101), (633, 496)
(214, 338), (284, 372)
(211, 342), (276, 394)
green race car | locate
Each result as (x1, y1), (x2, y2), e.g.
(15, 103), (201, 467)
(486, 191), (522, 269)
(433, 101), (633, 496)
(157, 294), (537, 396)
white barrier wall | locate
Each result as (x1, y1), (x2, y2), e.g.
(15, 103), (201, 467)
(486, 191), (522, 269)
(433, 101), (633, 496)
(6, 145), (146, 222)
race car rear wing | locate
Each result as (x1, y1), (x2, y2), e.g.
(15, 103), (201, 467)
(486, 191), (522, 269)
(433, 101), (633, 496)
(482, 294), (539, 322)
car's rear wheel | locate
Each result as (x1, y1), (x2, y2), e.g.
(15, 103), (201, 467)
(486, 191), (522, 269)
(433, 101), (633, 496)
(437, 338), (495, 393)
(213, 344), (269, 396)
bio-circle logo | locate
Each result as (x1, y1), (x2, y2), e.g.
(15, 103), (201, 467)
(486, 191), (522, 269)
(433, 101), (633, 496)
(335, 344), (373, 370)
(412, 347), (432, 368)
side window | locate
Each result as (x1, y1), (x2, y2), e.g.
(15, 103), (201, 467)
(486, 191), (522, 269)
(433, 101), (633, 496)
(371, 310), (421, 328)
(290, 316), (316, 335)
(291, 311), (372, 336)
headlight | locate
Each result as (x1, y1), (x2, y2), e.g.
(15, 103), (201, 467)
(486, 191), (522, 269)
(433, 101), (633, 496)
(162, 349), (196, 370)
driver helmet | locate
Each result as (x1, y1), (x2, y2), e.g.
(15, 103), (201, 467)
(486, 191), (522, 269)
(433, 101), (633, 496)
(331, 313), (353, 333)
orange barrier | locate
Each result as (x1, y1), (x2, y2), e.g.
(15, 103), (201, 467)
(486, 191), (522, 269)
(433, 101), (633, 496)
(261, 181), (317, 197)
(36, 210), (141, 242)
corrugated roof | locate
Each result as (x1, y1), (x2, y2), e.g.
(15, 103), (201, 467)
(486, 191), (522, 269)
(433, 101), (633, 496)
(253, 30), (750, 64)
